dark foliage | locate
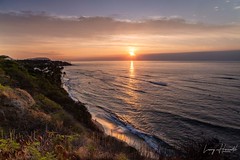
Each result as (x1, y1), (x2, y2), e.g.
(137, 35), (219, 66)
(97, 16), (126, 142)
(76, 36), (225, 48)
(0, 58), (98, 131)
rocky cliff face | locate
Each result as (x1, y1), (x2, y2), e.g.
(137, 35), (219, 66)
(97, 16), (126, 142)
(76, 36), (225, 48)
(0, 84), (51, 130)
(0, 85), (34, 120)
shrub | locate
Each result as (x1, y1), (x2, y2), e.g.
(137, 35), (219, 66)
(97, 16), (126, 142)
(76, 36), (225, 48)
(0, 131), (82, 160)
(34, 94), (62, 113)
(116, 153), (129, 160)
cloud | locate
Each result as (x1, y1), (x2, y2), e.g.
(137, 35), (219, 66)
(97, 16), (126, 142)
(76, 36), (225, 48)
(0, 11), (237, 38)
(234, 6), (240, 10)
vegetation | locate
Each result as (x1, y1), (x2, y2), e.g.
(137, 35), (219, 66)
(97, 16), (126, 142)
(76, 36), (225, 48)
(0, 56), (146, 160)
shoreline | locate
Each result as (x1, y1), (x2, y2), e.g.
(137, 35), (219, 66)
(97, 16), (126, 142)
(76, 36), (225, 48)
(61, 61), (240, 159)
(0, 57), (149, 160)
(62, 66), (174, 158)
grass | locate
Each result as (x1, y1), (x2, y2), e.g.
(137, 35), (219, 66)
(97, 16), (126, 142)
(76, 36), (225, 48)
(0, 130), (81, 160)
(0, 130), (150, 160)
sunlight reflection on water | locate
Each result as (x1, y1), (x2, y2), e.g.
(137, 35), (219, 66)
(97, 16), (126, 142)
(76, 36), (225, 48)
(126, 61), (138, 106)
(130, 61), (134, 77)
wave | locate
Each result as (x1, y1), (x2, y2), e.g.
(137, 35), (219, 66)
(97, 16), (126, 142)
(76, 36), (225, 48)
(133, 89), (147, 93)
(213, 76), (239, 80)
(62, 73), (84, 102)
(62, 81), (79, 102)
(113, 83), (147, 94)
(151, 110), (240, 134)
(95, 106), (174, 156)
(181, 116), (240, 134)
(148, 81), (167, 86)
(119, 75), (168, 87)
(143, 74), (155, 78)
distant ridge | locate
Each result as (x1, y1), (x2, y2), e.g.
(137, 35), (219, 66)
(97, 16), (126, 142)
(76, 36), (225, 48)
(75, 50), (240, 61)
(138, 50), (240, 61)
(25, 57), (51, 61)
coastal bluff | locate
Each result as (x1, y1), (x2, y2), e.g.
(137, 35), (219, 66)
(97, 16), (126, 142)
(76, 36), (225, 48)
(0, 55), (146, 160)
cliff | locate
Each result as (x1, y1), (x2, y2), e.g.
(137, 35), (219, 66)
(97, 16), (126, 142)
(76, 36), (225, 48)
(0, 56), (146, 160)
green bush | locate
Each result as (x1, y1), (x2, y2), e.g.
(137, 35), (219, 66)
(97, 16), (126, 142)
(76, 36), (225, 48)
(0, 60), (35, 90)
(0, 139), (20, 154)
(35, 94), (62, 113)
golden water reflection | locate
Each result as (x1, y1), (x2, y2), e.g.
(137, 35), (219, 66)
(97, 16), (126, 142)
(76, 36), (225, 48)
(130, 61), (134, 78)
(125, 61), (138, 106)
(121, 61), (138, 107)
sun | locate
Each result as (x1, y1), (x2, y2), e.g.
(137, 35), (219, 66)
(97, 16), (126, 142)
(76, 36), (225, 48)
(129, 47), (136, 57)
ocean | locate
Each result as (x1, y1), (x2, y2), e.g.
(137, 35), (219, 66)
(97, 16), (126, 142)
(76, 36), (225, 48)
(62, 61), (240, 155)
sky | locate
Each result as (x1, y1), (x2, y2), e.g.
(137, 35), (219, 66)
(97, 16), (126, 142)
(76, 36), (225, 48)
(0, 0), (240, 60)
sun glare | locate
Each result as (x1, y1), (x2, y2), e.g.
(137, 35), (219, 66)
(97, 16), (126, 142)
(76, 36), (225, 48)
(129, 47), (136, 57)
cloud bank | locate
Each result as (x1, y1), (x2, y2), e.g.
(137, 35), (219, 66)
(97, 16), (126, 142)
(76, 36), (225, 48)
(1, 11), (238, 37)
(0, 11), (240, 59)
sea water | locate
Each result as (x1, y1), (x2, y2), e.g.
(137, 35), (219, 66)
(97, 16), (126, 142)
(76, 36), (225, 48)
(62, 61), (240, 155)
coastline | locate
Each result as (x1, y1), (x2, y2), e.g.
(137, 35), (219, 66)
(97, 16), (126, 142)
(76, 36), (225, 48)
(0, 57), (148, 160)
(61, 61), (240, 160)
(62, 66), (174, 158)
(1, 57), (237, 159)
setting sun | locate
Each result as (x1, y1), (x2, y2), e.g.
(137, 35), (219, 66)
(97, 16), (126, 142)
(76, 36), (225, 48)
(129, 47), (136, 56)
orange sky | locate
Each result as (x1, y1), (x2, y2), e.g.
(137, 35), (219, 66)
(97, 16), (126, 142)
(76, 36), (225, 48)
(0, 12), (240, 60)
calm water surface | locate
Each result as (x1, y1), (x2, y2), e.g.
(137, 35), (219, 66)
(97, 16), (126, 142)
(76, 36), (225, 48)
(63, 61), (240, 154)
